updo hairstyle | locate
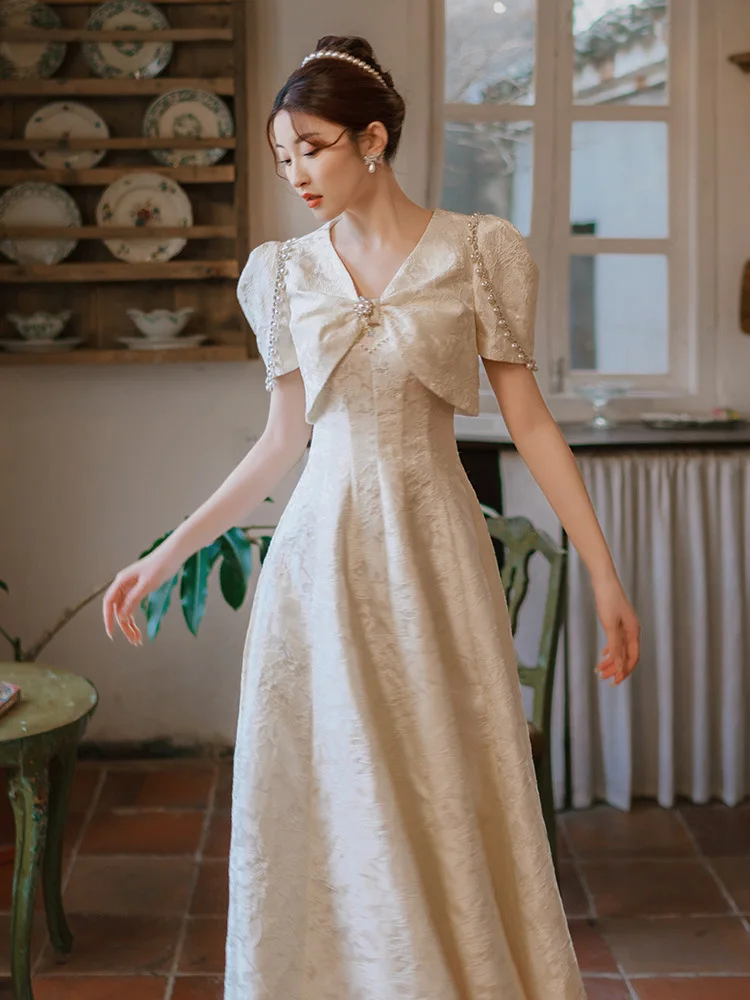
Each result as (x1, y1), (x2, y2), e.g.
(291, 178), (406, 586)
(266, 36), (406, 167)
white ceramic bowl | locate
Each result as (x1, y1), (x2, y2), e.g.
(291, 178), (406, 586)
(6, 310), (72, 340)
(126, 307), (195, 340)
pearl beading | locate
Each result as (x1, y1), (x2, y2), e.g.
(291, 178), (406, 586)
(265, 237), (295, 392)
(300, 49), (388, 88)
(467, 212), (538, 372)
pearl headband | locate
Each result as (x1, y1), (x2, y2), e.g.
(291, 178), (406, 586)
(300, 49), (388, 88)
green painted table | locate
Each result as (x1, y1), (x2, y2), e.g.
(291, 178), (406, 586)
(0, 663), (98, 1000)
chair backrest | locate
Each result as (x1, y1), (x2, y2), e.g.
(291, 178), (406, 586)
(483, 511), (567, 739)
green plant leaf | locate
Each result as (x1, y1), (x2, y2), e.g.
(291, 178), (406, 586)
(180, 540), (222, 636)
(141, 573), (179, 642)
(258, 535), (273, 563)
(219, 528), (253, 610)
(138, 528), (174, 561)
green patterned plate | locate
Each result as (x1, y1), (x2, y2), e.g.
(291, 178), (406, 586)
(0, 0), (65, 80)
(143, 88), (235, 167)
(83, 0), (172, 80)
(0, 181), (81, 264)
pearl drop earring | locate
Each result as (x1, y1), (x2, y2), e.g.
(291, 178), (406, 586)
(364, 153), (381, 174)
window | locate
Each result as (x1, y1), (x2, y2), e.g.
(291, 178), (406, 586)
(440, 0), (705, 396)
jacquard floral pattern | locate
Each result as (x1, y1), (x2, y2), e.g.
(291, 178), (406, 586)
(229, 210), (583, 1000)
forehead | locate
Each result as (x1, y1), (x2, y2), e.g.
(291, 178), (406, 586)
(272, 110), (343, 147)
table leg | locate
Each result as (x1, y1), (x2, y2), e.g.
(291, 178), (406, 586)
(43, 745), (76, 957)
(9, 764), (49, 1000)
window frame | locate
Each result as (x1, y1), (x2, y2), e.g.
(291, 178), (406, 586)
(436, 0), (717, 405)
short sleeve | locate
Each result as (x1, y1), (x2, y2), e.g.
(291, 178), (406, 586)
(471, 214), (538, 370)
(237, 240), (299, 388)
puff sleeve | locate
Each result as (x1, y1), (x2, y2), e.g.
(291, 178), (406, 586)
(237, 240), (299, 389)
(471, 214), (538, 370)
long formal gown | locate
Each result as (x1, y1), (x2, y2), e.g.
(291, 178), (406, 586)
(226, 208), (585, 1000)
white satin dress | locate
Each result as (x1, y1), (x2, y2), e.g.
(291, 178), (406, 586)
(226, 208), (585, 1000)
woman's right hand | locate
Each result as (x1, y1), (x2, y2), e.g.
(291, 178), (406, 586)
(102, 546), (182, 646)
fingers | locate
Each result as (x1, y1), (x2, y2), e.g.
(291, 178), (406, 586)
(596, 620), (639, 686)
(102, 573), (144, 647)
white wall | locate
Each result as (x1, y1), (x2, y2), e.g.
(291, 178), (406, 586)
(1, 0), (747, 746)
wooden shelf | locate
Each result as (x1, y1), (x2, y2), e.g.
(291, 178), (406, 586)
(0, 260), (240, 283)
(0, 165), (235, 185)
(0, 225), (236, 240)
(0, 138), (237, 152)
(0, 345), (250, 366)
(44, 0), (233, 5)
(0, 28), (232, 42)
(729, 53), (750, 73)
(0, 77), (235, 97)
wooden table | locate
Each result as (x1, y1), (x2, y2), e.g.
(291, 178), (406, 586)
(0, 663), (98, 1000)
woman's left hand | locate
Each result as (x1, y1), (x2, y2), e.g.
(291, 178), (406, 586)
(593, 575), (641, 685)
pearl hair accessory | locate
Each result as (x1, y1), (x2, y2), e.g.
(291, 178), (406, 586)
(300, 49), (388, 88)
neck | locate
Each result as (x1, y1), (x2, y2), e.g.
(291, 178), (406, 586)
(334, 171), (431, 249)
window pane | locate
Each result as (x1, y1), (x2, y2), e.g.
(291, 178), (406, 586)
(445, 0), (536, 105)
(571, 122), (668, 238)
(573, 0), (669, 105)
(441, 122), (533, 234)
(570, 254), (668, 374)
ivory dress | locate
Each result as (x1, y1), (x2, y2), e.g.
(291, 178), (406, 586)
(227, 208), (585, 1000)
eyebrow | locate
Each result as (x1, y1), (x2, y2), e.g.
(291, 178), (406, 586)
(275, 132), (321, 149)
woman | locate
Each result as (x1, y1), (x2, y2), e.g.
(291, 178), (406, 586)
(103, 35), (640, 1000)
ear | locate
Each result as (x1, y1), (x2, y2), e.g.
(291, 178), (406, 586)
(359, 121), (388, 158)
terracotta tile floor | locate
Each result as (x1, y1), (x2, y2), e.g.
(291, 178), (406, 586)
(0, 759), (748, 999)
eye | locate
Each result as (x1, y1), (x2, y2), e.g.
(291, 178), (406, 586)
(304, 148), (320, 158)
(279, 159), (291, 166)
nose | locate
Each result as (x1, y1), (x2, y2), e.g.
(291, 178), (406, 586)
(290, 159), (310, 190)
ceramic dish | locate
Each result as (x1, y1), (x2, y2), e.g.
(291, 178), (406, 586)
(83, 0), (172, 80)
(24, 101), (109, 169)
(0, 181), (81, 264)
(640, 412), (747, 430)
(6, 309), (71, 339)
(143, 88), (234, 167)
(0, 0), (66, 80)
(117, 334), (207, 350)
(96, 172), (192, 262)
(0, 337), (83, 353)
(126, 307), (195, 338)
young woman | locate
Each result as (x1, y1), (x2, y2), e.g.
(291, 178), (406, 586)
(103, 35), (640, 1000)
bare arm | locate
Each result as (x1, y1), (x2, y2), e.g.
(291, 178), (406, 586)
(103, 369), (310, 640)
(483, 359), (640, 683)
(160, 369), (310, 563)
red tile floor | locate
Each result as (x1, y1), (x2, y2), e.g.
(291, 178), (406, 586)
(0, 758), (748, 999)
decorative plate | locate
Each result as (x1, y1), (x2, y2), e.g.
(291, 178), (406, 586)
(117, 334), (207, 350)
(0, 181), (81, 264)
(83, 0), (172, 80)
(96, 171), (192, 262)
(24, 101), (110, 170)
(0, 337), (83, 353)
(143, 89), (234, 167)
(0, 0), (66, 80)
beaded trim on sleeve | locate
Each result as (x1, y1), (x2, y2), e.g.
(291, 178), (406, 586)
(467, 212), (538, 372)
(265, 237), (295, 392)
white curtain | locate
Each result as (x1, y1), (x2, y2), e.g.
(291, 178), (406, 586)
(500, 448), (750, 811)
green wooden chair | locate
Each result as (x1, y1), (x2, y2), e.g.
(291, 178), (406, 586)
(0, 662), (98, 1000)
(484, 512), (566, 872)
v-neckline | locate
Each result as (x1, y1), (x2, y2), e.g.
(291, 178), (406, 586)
(325, 209), (439, 303)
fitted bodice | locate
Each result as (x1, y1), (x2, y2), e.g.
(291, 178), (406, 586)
(237, 208), (540, 426)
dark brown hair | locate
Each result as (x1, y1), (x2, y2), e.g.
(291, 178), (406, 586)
(266, 36), (406, 167)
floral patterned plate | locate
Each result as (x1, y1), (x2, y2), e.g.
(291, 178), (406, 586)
(83, 0), (172, 80)
(0, 0), (66, 80)
(24, 101), (110, 170)
(143, 88), (234, 167)
(96, 172), (193, 262)
(0, 181), (81, 264)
